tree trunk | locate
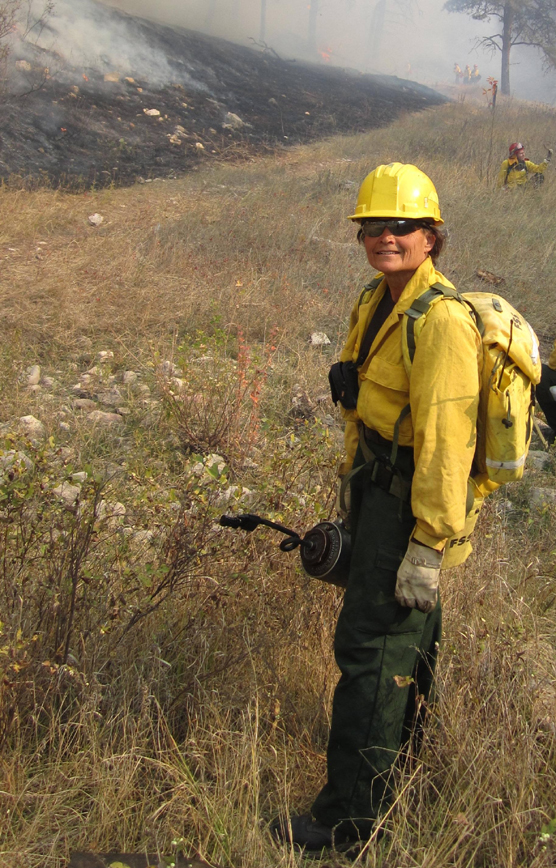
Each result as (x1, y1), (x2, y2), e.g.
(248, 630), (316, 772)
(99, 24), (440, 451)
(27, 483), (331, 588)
(308, 0), (319, 53)
(500, 1), (513, 95)
(260, 0), (267, 42)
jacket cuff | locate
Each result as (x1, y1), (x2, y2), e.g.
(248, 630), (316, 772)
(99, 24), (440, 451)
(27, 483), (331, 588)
(412, 525), (447, 551)
(338, 458), (353, 477)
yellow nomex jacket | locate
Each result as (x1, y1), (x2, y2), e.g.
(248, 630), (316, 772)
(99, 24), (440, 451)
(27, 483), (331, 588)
(339, 257), (483, 554)
(497, 157), (548, 188)
(549, 339), (556, 370)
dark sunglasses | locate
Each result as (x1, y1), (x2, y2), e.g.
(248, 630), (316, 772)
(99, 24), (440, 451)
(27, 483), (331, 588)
(360, 219), (428, 238)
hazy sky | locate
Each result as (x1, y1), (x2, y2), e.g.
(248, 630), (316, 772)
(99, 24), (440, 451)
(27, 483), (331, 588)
(73, 0), (556, 103)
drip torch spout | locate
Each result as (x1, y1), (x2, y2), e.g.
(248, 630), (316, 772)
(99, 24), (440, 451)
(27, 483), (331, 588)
(219, 513), (309, 550)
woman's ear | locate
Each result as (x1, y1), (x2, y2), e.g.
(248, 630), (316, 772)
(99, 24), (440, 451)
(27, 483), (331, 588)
(424, 230), (435, 253)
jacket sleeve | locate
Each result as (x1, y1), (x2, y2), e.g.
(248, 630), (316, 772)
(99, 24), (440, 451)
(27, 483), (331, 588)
(525, 159), (548, 174)
(497, 161), (508, 187)
(549, 339), (556, 370)
(337, 296), (363, 476)
(409, 299), (482, 549)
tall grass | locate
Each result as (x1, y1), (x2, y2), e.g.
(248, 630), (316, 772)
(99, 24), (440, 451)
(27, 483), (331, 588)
(0, 98), (556, 867)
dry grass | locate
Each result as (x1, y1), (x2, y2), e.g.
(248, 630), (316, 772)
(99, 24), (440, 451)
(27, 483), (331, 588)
(0, 97), (556, 868)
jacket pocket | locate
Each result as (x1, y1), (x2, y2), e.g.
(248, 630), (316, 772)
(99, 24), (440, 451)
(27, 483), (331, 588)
(363, 355), (409, 393)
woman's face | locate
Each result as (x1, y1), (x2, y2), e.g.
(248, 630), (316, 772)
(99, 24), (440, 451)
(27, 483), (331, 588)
(362, 224), (435, 279)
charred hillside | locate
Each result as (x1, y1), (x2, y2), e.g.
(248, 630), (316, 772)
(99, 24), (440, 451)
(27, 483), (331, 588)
(0, 1), (447, 187)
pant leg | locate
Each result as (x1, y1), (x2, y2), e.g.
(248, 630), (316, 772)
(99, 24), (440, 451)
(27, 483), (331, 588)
(312, 448), (442, 837)
(536, 364), (556, 434)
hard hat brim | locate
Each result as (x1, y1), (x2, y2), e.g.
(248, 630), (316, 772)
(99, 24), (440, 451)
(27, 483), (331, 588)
(347, 211), (444, 225)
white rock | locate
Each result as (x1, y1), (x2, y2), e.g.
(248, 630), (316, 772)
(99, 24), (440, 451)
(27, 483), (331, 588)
(216, 485), (240, 506)
(85, 366), (100, 376)
(41, 376), (56, 389)
(97, 387), (124, 406)
(97, 351), (114, 363)
(530, 487), (556, 507)
(87, 410), (124, 426)
(206, 454), (227, 475)
(223, 111), (245, 129)
(122, 370), (138, 385)
(71, 472), (89, 483)
(309, 332), (331, 346)
(88, 213), (104, 227)
(527, 450), (552, 471)
(27, 365), (41, 386)
(160, 360), (181, 377)
(0, 450), (33, 474)
(52, 482), (81, 507)
(131, 529), (155, 545)
(18, 415), (45, 439)
(59, 422), (71, 432)
(96, 499), (126, 520)
(143, 108), (161, 116)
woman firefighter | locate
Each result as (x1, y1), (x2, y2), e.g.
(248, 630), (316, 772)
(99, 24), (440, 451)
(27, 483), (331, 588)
(273, 163), (490, 849)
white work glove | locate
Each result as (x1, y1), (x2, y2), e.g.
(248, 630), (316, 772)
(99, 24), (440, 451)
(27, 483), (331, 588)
(335, 475), (351, 532)
(395, 540), (443, 614)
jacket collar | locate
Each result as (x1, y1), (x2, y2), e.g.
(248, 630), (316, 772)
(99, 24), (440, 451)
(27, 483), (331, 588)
(362, 258), (455, 357)
(375, 257), (455, 316)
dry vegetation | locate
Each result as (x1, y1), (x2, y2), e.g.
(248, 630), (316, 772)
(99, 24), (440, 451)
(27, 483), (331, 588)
(1, 98), (556, 868)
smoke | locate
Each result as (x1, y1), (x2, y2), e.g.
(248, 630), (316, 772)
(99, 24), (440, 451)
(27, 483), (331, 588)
(12, 0), (556, 104)
(17, 0), (206, 89)
(98, 0), (556, 104)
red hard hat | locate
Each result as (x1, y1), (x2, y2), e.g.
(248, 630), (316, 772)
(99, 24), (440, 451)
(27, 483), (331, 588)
(509, 142), (524, 157)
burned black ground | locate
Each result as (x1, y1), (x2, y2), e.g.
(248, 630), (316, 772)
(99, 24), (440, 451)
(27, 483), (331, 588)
(0, 5), (447, 188)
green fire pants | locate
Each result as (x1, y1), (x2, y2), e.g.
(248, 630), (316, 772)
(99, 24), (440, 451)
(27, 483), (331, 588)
(311, 436), (442, 838)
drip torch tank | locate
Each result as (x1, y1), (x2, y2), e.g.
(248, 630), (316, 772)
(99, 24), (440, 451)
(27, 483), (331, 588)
(219, 514), (351, 588)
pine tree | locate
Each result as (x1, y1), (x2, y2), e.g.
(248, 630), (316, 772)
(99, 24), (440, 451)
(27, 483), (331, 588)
(444, 0), (556, 95)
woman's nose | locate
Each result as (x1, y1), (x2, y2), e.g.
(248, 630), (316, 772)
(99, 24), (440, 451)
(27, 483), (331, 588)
(377, 228), (395, 240)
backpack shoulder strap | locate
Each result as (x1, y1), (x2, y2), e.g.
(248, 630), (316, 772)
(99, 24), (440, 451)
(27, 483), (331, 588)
(404, 282), (463, 367)
(357, 275), (383, 309)
(390, 281), (476, 472)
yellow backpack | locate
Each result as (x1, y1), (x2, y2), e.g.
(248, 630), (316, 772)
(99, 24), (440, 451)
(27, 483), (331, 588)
(401, 284), (542, 486)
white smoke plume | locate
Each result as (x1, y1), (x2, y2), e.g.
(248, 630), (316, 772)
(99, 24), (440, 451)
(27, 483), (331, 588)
(12, 0), (556, 103)
(16, 0), (206, 89)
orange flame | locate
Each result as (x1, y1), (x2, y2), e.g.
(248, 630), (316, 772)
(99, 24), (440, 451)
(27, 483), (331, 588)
(320, 46), (332, 63)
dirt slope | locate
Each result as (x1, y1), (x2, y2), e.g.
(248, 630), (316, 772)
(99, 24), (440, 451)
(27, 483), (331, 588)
(0, 2), (447, 187)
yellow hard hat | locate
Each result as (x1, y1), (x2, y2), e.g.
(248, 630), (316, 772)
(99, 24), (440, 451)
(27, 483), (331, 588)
(347, 162), (444, 224)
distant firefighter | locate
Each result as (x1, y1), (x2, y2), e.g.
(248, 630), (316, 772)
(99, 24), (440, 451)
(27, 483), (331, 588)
(463, 64), (472, 84)
(497, 142), (552, 189)
(454, 62), (462, 83)
(471, 64), (481, 82)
